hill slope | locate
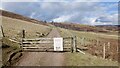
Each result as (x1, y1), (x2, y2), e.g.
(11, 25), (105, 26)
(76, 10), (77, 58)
(1, 10), (48, 26)
(1, 10), (52, 67)
(51, 22), (119, 35)
(1, 10), (119, 66)
(1, 10), (52, 41)
(2, 16), (51, 41)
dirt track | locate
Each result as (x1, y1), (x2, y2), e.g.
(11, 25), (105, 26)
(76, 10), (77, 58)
(14, 28), (65, 66)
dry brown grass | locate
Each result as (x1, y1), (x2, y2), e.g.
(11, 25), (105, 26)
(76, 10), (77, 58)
(1, 16), (52, 67)
(2, 16), (52, 41)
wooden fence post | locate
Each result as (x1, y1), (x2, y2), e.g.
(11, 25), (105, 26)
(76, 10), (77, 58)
(75, 36), (77, 52)
(22, 29), (25, 38)
(103, 43), (106, 59)
(117, 45), (118, 53)
(1, 26), (5, 37)
(107, 42), (110, 49)
(83, 37), (85, 46)
(21, 29), (25, 48)
(71, 37), (74, 53)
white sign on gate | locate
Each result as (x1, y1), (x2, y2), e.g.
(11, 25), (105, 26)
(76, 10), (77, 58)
(54, 38), (63, 51)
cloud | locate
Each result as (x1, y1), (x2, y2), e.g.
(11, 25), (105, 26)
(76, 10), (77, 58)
(2, 2), (118, 25)
(0, 7), (3, 10)
(30, 12), (36, 18)
(95, 13), (118, 25)
(1, 0), (119, 2)
(52, 14), (74, 22)
(79, 17), (97, 25)
(0, 2), (3, 10)
(1, 0), (39, 2)
(73, 0), (100, 2)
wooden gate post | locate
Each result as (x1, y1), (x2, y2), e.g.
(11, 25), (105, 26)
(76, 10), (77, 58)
(73, 36), (77, 52)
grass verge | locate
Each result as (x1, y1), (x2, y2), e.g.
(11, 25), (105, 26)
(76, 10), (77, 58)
(65, 52), (118, 66)
(2, 37), (22, 67)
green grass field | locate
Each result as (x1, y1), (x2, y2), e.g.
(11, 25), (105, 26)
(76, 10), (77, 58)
(2, 37), (22, 66)
(58, 27), (118, 66)
(58, 27), (118, 39)
(65, 52), (118, 66)
(58, 27), (118, 47)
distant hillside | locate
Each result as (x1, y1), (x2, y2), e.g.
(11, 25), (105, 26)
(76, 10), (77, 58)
(51, 22), (118, 33)
(0, 10), (48, 26)
(95, 25), (120, 31)
(51, 23), (102, 31)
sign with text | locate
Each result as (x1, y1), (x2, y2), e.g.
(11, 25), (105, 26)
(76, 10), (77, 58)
(54, 38), (63, 51)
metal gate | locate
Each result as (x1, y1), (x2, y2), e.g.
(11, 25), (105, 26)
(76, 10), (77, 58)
(21, 37), (77, 52)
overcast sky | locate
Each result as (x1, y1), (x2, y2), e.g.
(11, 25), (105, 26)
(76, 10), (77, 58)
(1, 0), (119, 25)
